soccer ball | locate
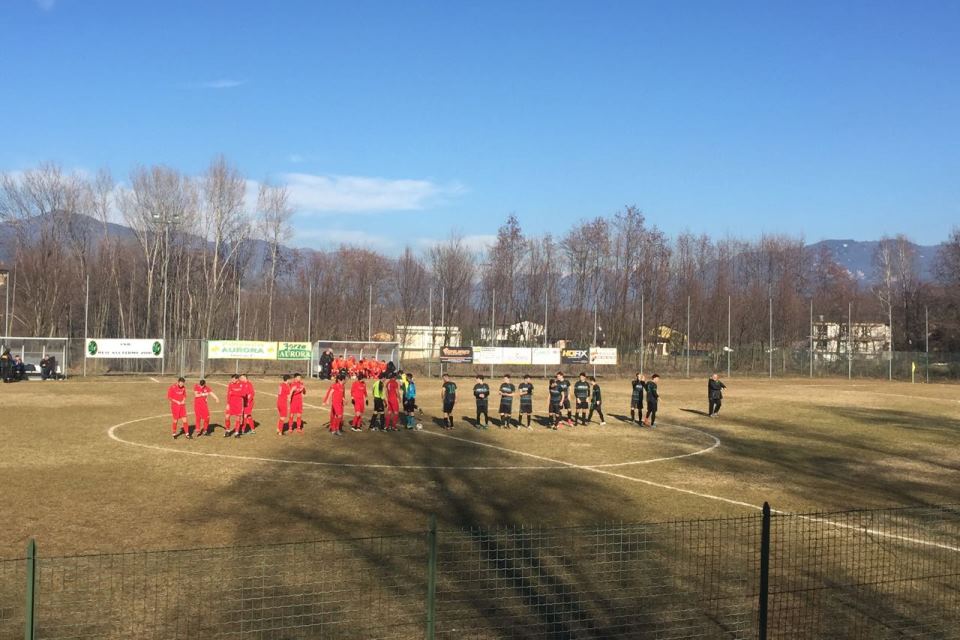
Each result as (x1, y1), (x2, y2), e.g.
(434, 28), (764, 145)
(415, 423), (423, 430)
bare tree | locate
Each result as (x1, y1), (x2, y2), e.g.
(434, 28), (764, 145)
(256, 182), (293, 338)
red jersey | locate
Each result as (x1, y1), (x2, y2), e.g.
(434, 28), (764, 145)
(167, 384), (186, 406)
(277, 381), (291, 407)
(385, 379), (400, 408)
(351, 380), (367, 402)
(193, 384), (211, 408)
(226, 381), (245, 414)
(324, 381), (345, 410)
(289, 380), (305, 411)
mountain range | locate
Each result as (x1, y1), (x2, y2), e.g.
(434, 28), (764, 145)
(0, 214), (944, 284)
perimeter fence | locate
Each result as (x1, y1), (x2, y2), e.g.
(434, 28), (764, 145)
(3, 504), (959, 639)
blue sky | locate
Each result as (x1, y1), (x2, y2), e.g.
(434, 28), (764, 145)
(2, 0), (958, 250)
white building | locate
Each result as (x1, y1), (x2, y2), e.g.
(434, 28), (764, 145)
(395, 325), (461, 359)
(813, 321), (890, 359)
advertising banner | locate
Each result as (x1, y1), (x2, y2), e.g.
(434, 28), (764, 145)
(207, 340), (278, 360)
(500, 347), (532, 365)
(85, 338), (164, 359)
(531, 348), (561, 365)
(440, 346), (473, 364)
(589, 347), (618, 365)
(472, 346), (502, 365)
(560, 347), (590, 365)
(277, 341), (312, 360)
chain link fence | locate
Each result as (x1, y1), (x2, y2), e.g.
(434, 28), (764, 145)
(3, 504), (959, 639)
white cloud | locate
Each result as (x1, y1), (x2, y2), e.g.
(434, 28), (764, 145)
(279, 172), (465, 214)
(35, 0), (55, 11)
(196, 79), (247, 89)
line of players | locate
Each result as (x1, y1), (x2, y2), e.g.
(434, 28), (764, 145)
(438, 371), (660, 430)
(166, 370), (664, 438)
(166, 373), (308, 439)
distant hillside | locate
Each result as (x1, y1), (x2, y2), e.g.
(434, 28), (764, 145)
(808, 239), (941, 282)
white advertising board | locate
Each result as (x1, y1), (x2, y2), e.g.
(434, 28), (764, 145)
(85, 338), (164, 359)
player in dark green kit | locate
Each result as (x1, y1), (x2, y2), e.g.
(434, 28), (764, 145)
(555, 372), (572, 426)
(441, 374), (457, 429)
(472, 374), (490, 428)
(517, 374), (534, 429)
(573, 372), (591, 425)
(547, 379), (562, 430)
(630, 373), (646, 424)
(498, 374), (516, 428)
(644, 374), (660, 428)
(587, 376), (606, 425)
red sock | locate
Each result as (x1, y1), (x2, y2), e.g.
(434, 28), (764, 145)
(296, 417), (302, 431)
(277, 419), (284, 433)
(171, 421), (178, 435)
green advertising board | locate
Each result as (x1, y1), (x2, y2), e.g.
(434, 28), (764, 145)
(277, 341), (312, 360)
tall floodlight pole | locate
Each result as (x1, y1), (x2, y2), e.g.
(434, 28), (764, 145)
(1, 269), (9, 338)
(543, 287), (549, 377)
(307, 282), (313, 343)
(367, 285), (373, 341)
(888, 303), (893, 381)
(639, 291), (645, 375)
(768, 295), (773, 379)
(235, 273), (241, 374)
(847, 301), (852, 380)
(726, 294), (731, 378)
(686, 295), (691, 378)
(490, 289), (496, 378)
(439, 287), (445, 377)
(809, 299), (814, 378)
(83, 275), (89, 377)
(925, 305), (929, 384)
(428, 288), (433, 378)
(593, 300), (599, 377)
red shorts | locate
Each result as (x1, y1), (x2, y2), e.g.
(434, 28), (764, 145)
(353, 399), (364, 413)
(277, 401), (288, 415)
(387, 401), (400, 412)
(194, 403), (209, 419)
(290, 399), (303, 414)
(171, 405), (186, 420)
(243, 400), (254, 416)
(227, 400), (244, 416)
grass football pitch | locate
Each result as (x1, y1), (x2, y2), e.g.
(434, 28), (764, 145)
(2, 375), (958, 557)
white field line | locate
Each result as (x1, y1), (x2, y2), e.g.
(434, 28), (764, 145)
(149, 377), (160, 383)
(107, 414), (720, 471)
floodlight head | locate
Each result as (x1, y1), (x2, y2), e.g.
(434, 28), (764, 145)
(722, 346), (734, 352)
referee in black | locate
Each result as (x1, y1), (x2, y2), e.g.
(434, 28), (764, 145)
(707, 374), (726, 418)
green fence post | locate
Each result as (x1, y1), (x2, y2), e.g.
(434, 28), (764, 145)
(758, 503), (771, 640)
(25, 538), (37, 640)
(425, 514), (437, 640)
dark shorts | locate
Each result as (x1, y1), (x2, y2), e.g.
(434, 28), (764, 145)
(443, 400), (455, 414)
(549, 402), (560, 414)
(403, 399), (416, 413)
(475, 400), (488, 413)
(631, 396), (643, 409)
(499, 399), (512, 415)
(373, 397), (385, 412)
(562, 398), (571, 410)
(647, 400), (658, 413)
(575, 398), (589, 410)
(519, 400), (533, 414)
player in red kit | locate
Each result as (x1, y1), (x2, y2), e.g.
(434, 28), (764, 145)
(224, 374), (245, 438)
(193, 379), (219, 436)
(324, 374), (346, 435)
(349, 374), (368, 432)
(276, 374), (292, 435)
(289, 373), (306, 432)
(168, 377), (188, 438)
(384, 374), (401, 431)
(239, 373), (255, 434)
